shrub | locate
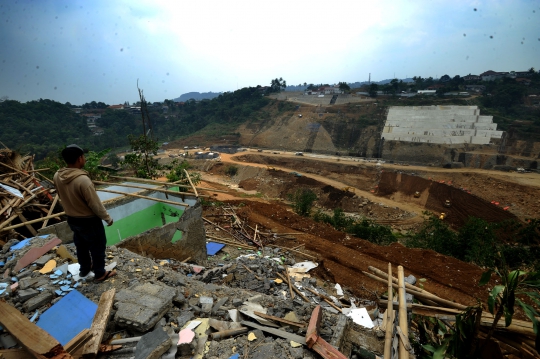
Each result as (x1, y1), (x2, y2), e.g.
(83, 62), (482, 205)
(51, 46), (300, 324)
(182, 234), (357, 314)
(288, 188), (317, 216)
(225, 165), (238, 177)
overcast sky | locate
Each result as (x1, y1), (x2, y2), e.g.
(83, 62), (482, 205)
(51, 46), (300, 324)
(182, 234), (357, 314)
(0, 0), (538, 105)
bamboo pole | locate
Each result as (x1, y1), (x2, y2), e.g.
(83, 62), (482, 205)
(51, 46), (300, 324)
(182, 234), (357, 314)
(93, 181), (208, 198)
(183, 169), (198, 197)
(275, 272), (310, 303)
(397, 266), (409, 359)
(368, 266), (424, 294)
(109, 175), (228, 193)
(41, 195), (59, 229)
(384, 263), (394, 359)
(0, 212), (65, 232)
(96, 189), (189, 207)
(362, 271), (468, 310)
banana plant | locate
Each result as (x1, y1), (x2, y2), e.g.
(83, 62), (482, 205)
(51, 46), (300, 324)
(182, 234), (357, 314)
(479, 266), (540, 351)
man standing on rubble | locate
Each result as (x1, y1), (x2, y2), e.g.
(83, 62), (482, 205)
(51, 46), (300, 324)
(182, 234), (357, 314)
(53, 144), (117, 282)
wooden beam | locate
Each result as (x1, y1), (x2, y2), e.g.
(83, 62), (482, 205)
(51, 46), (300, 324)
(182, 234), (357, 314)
(82, 288), (116, 359)
(0, 301), (72, 358)
(96, 189), (189, 207)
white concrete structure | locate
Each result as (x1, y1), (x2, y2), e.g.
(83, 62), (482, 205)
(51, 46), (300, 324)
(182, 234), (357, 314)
(382, 106), (503, 145)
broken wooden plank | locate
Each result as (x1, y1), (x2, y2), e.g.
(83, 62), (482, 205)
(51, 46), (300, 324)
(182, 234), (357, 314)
(82, 288), (116, 359)
(0, 348), (35, 359)
(253, 311), (306, 328)
(0, 301), (72, 359)
(1, 212), (65, 233)
(240, 321), (306, 345)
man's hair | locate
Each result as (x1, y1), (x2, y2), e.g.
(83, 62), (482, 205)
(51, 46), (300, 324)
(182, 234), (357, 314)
(61, 144), (87, 164)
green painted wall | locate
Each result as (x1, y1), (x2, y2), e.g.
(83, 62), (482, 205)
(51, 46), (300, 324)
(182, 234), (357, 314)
(105, 203), (184, 245)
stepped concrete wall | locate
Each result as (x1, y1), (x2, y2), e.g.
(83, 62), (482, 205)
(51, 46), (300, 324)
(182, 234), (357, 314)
(383, 106), (503, 145)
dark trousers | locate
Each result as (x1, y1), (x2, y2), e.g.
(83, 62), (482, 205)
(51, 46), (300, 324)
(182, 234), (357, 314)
(67, 216), (107, 278)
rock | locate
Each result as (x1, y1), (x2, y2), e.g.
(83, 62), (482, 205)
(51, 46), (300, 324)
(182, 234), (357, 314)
(211, 297), (228, 314)
(17, 288), (39, 302)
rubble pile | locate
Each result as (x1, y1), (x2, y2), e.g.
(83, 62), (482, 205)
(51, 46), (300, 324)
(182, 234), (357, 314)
(0, 149), (60, 244)
(0, 234), (385, 358)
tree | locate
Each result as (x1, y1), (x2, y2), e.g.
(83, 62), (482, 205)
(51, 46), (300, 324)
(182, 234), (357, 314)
(338, 82), (350, 92)
(369, 83), (379, 97)
(440, 74), (451, 83)
(269, 77), (287, 93)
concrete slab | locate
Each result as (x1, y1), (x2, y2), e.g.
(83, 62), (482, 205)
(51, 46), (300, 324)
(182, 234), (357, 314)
(23, 291), (53, 312)
(114, 283), (176, 332)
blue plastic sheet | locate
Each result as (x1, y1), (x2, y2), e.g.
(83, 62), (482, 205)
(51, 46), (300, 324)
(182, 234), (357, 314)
(206, 242), (226, 256)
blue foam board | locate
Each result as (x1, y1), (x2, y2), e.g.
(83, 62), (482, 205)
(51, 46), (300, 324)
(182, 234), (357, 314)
(36, 290), (97, 346)
(206, 242), (226, 256)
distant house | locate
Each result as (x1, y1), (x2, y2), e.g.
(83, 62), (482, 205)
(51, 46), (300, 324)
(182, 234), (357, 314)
(83, 114), (101, 129)
(427, 84), (445, 90)
(515, 78), (531, 86)
(465, 85), (486, 93)
(480, 70), (508, 81)
(108, 104), (124, 110)
(320, 86), (343, 95)
(417, 90), (436, 95)
(463, 74), (481, 81)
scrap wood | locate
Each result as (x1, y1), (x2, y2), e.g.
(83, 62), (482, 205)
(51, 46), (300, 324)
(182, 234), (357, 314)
(384, 263), (394, 359)
(92, 181), (210, 199)
(64, 329), (92, 358)
(0, 300), (72, 359)
(284, 266), (295, 300)
(1, 212), (65, 232)
(304, 287), (343, 313)
(241, 263), (262, 281)
(98, 345), (122, 353)
(240, 321), (306, 345)
(205, 234), (257, 250)
(275, 272), (310, 303)
(41, 194), (59, 229)
(253, 311), (306, 328)
(210, 327), (249, 340)
(82, 288), (116, 359)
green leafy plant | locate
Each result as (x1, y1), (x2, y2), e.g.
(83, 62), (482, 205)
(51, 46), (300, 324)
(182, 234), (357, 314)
(84, 148), (111, 181)
(165, 159), (201, 187)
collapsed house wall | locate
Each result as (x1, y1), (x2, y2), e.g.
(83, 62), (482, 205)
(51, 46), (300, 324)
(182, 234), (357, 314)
(115, 201), (207, 264)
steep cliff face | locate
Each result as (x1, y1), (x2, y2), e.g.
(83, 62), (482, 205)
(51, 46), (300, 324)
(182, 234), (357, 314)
(236, 107), (385, 156)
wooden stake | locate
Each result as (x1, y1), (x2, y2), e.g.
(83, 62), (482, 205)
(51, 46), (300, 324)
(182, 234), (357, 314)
(384, 263), (394, 359)
(397, 266), (409, 359)
(183, 169), (198, 197)
(96, 189), (189, 207)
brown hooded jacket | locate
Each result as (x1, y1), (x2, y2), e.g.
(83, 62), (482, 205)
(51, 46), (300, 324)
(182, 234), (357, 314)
(53, 168), (112, 223)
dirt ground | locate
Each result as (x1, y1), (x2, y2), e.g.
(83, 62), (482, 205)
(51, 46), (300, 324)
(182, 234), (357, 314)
(186, 150), (540, 310)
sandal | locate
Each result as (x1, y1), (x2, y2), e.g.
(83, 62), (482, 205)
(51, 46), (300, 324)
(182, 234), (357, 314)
(94, 270), (117, 282)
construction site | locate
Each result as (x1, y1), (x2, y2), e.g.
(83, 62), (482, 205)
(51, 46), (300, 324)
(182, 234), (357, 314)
(1, 104), (540, 359)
